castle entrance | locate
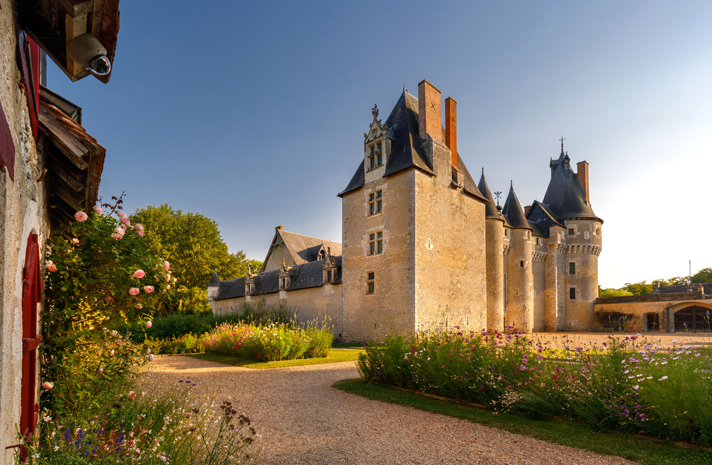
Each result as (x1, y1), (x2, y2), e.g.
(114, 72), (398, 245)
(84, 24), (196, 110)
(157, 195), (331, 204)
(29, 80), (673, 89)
(674, 305), (711, 333)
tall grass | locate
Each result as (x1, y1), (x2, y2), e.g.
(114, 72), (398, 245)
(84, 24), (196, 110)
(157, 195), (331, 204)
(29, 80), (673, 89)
(358, 329), (712, 445)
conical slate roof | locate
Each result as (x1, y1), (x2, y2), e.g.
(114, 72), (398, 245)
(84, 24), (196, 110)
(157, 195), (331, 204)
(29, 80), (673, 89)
(208, 270), (220, 287)
(502, 183), (531, 230)
(477, 170), (503, 220)
(542, 150), (600, 221)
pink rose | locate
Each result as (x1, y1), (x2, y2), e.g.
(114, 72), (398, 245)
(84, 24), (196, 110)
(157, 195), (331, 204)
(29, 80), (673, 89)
(129, 390), (136, 399)
(147, 348), (151, 354)
(121, 223), (128, 231)
(149, 354), (155, 362)
(121, 217), (130, 226)
(133, 270), (145, 279)
(146, 320), (153, 328)
(144, 285), (154, 294)
(165, 285), (170, 290)
(99, 367), (104, 373)
(114, 227), (125, 236)
(118, 211), (127, 219)
(93, 205), (103, 215)
(163, 261), (170, 271)
(41, 382), (53, 390)
(46, 261), (57, 272)
(165, 274), (171, 282)
(111, 232), (123, 241)
(135, 224), (144, 237)
(74, 211), (88, 222)
(173, 277), (177, 284)
(129, 287), (140, 296)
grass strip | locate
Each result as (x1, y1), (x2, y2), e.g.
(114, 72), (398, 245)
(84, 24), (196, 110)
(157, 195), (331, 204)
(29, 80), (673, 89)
(332, 378), (712, 465)
(185, 349), (362, 369)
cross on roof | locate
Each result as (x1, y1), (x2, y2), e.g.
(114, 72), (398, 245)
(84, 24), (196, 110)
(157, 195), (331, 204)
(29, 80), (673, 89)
(559, 136), (565, 151)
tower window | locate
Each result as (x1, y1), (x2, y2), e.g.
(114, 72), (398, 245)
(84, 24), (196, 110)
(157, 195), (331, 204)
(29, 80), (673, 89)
(377, 142), (382, 152)
(377, 153), (383, 166)
(368, 190), (382, 215)
(569, 262), (576, 275)
(370, 146), (375, 155)
(366, 272), (375, 294)
(568, 228), (575, 236)
(327, 270), (332, 282)
(520, 260), (524, 268)
(569, 287), (576, 300)
(369, 231), (383, 255)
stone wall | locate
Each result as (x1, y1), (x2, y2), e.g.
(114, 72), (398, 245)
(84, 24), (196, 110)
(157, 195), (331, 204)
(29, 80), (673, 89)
(506, 228), (533, 332)
(563, 219), (602, 331)
(485, 218), (504, 331)
(414, 138), (487, 333)
(0, 2), (50, 462)
(594, 298), (712, 333)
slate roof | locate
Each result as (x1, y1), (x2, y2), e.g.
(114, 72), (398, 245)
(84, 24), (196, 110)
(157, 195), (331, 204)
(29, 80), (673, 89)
(525, 201), (563, 238)
(501, 184), (531, 230)
(339, 90), (486, 203)
(214, 257), (343, 301)
(267, 229), (342, 269)
(654, 283), (712, 295)
(208, 270), (220, 287)
(478, 171), (504, 220)
(542, 151), (601, 222)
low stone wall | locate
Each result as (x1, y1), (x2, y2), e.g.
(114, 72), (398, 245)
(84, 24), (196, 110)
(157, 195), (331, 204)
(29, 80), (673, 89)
(594, 298), (712, 333)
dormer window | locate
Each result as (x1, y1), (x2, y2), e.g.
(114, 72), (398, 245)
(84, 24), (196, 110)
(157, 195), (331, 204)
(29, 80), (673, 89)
(369, 190), (382, 215)
(377, 142), (382, 152)
(370, 146), (375, 155)
(367, 142), (384, 171)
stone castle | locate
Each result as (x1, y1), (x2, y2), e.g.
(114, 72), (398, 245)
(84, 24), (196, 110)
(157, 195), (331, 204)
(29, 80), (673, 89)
(208, 80), (603, 341)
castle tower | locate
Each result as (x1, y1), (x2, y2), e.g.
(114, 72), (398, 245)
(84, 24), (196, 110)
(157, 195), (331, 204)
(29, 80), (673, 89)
(478, 170), (505, 332)
(338, 80), (488, 341)
(208, 270), (220, 301)
(538, 147), (602, 331)
(502, 183), (534, 332)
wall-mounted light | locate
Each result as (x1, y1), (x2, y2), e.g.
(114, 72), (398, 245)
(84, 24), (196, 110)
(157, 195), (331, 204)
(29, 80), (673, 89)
(66, 33), (111, 76)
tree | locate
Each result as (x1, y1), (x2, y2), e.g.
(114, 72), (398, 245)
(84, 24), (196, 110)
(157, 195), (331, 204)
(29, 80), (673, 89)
(692, 268), (712, 284)
(623, 281), (654, 295)
(130, 205), (262, 314)
(599, 287), (633, 298)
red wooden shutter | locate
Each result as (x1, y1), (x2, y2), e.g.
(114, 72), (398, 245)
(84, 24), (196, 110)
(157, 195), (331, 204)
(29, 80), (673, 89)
(18, 31), (40, 140)
(21, 233), (42, 439)
(0, 98), (14, 181)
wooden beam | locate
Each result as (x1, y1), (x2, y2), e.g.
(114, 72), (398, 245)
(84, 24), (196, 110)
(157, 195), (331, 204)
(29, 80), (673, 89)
(59, 0), (94, 17)
(91, 0), (105, 36)
(64, 13), (88, 76)
(39, 106), (90, 170)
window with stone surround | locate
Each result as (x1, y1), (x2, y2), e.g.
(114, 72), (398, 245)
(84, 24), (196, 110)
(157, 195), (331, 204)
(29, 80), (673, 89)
(369, 190), (382, 216)
(366, 272), (375, 294)
(367, 142), (384, 171)
(569, 262), (576, 275)
(569, 287), (576, 300)
(369, 231), (383, 255)
(568, 227), (575, 236)
(327, 270), (332, 282)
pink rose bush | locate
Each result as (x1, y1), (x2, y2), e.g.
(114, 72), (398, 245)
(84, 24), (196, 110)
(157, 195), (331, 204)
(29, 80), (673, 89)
(135, 223), (144, 237)
(146, 320), (153, 328)
(163, 261), (170, 271)
(41, 382), (54, 390)
(133, 269), (146, 279)
(93, 205), (103, 215)
(129, 287), (140, 296)
(74, 211), (88, 222)
(144, 285), (154, 294)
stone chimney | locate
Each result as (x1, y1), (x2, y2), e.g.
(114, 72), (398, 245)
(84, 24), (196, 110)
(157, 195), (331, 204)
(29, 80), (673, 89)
(418, 80), (442, 142)
(524, 205), (531, 216)
(444, 97), (457, 167)
(576, 161), (589, 204)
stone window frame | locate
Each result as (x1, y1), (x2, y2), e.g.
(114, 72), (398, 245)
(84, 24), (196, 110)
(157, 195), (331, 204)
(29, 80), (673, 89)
(525, 230), (531, 241)
(368, 230), (383, 256)
(569, 286), (577, 300)
(368, 190), (383, 216)
(567, 224), (577, 237)
(326, 270), (333, 283)
(366, 139), (384, 171)
(535, 237), (541, 246)
(568, 261), (576, 276)
(366, 271), (375, 295)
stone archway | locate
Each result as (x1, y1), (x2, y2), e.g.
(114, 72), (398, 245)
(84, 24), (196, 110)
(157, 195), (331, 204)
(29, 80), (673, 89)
(674, 305), (711, 333)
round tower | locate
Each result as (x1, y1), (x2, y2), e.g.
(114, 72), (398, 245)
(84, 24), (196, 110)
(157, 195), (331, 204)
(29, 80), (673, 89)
(502, 183), (534, 333)
(478, 170), (505, 332)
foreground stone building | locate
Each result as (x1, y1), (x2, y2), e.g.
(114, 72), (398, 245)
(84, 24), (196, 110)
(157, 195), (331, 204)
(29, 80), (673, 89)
(209, 80), (604, 341)
(0, 1), (120, 460)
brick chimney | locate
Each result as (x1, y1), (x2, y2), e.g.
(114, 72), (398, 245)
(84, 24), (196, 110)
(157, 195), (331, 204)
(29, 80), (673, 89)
(276, 225), (283, 231)
(576, 161), (589, 204)
(524, 205), (531, 216)
(445, 97), (457, 167)
(418, 80), (441, 142)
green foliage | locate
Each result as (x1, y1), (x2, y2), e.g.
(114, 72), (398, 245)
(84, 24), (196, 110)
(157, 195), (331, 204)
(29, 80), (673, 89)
(692, 267), (712, 284)
(129, 204), (262, 315)
(358, 331), (712, 446)
(26, 385), (258, 464)
(42, 201), (171, 418)
(145, 333), (205, 355)
(598, 287), (633, 298)
(623, 281), (654, 295)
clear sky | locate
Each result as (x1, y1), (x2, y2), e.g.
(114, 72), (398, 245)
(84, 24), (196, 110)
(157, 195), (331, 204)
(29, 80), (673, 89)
(47, 1), (712, 288)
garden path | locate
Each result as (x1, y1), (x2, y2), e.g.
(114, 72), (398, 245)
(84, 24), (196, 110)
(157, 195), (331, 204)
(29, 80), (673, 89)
(143, 356), (637, 465)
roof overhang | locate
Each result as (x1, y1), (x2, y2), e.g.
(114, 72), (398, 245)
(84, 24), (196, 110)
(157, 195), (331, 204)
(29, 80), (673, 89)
(19, 0), (120, 83)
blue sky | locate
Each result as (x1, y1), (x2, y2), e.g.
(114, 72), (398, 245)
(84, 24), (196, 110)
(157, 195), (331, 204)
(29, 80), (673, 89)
(47, 1), (712, 288)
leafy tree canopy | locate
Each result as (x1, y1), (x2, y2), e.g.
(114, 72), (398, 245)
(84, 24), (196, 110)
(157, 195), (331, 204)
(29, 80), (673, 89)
(692, 268), (712, 284)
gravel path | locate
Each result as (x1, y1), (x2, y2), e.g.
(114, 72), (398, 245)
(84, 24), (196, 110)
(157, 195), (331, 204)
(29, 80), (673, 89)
(143, 356), (637, 465)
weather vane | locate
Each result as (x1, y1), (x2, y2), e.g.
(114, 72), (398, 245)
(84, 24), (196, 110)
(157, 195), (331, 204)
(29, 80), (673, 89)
(559, 135), (565, 150)
(494, 191), (502, 206)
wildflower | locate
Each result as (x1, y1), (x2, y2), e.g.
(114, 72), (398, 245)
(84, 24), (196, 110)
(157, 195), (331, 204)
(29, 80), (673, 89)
(74, 211), (88, 222)
(46, 261), (57, 272)
(41, 382), (53, 390)
(129, 287), (140, 296)
(146, 320), (153, 328)
(133, 269), (146, 279)
(99, 367), (104, 373)
(93, 205), (103, 215)
(658, 376), (668, 381)
(129, 391), (136, 399)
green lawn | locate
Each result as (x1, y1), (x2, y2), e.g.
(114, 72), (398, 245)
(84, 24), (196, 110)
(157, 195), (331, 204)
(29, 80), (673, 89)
(333, 379), (712, 465)
(186, 348), (362, 369)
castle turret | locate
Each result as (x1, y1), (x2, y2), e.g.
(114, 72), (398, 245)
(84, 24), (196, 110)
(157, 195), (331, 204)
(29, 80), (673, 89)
(208, 270), (221, 315)
(478, 170), (505, 332)
(540, 147), (602, 331)
(502, 183), (534, 333)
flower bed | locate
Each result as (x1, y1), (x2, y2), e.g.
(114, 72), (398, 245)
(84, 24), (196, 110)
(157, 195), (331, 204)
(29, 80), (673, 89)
(202, 320), (333, 361)
(358, 330), (712, 445)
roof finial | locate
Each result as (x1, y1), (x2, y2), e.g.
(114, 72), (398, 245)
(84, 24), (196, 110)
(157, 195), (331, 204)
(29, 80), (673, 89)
(559, 135), (565, 152)
(510, 180), (513, 189)
(481, 167), (484, 176)
(372, 104), (379, 118)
